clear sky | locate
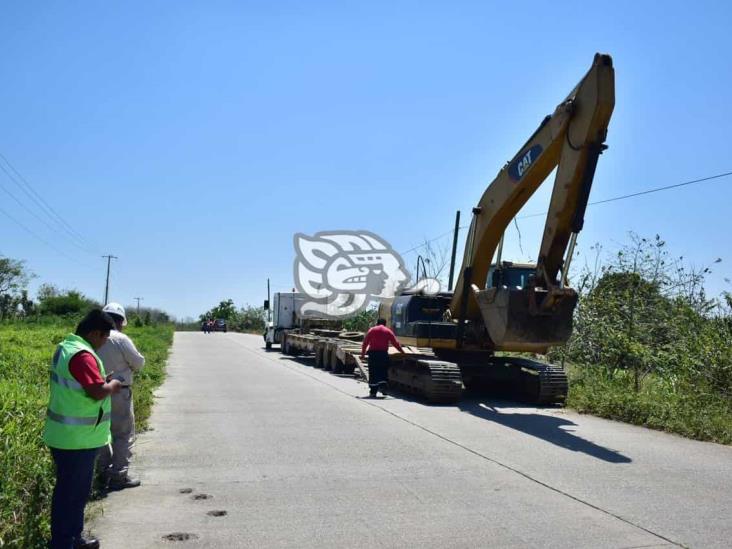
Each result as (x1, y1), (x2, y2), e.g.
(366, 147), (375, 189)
(1, 1), (730, 320)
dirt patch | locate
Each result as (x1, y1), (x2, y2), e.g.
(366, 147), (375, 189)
(162, 532), (199, 542)
(191, 493), (212, 500)
(206, 510), (228, 517)
(178, 488), (193, 494)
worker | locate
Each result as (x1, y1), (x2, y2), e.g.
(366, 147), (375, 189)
(96, 302), (145, 491)
(360, 318), (404, 397)
(43, 309), (121, 549)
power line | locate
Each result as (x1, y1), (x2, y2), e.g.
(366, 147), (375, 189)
(0, 171), (97, 257)
(0, 153), (96, 250)
(401, 170), (732, 256)
(400, 228), (457, 256)
(518, 170), (732, 220)
(0, 152), (99, 254)
(0, 204), (93, 268)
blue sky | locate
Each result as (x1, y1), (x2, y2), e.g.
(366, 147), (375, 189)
(1, 1), (730, 319)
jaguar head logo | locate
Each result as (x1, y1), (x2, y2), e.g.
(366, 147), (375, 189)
(293, 231), (410, 318)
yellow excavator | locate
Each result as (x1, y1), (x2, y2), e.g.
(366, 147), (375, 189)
(380, 53), (615, 404)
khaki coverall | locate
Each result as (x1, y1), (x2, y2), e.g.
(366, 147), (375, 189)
(97, 329), (145, 479)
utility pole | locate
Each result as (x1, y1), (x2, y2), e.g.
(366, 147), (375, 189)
(448, 210), (461, 291)
(102, 255), (118, 305)
(134, 297), (143, 315)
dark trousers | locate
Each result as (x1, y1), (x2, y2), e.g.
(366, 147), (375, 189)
(49, 447), (100, 549)
(368, 351), (389, 393)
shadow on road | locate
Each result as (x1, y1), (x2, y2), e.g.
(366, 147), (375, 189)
(273, 351), (631, 464)
(458, 399), (632, 463)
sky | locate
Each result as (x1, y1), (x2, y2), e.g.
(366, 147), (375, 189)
(1, 1), (731, 320)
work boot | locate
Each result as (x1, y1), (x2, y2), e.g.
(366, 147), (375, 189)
(108, 474), (141, 491)
(74, 537), (100, 549)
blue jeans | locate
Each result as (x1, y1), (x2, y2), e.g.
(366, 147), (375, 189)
(49, 447), (100, 549)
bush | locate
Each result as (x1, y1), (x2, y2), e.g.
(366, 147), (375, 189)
(39, 292), (95, 316)
(343, 307), (377, 332)
(550, 234), (732, 443)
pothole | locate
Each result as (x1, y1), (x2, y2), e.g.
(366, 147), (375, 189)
(191, 493), (212, 500)
(207, 510), (227, 517)
(178, 488), (193, 494)
(162, 532), (199, 542)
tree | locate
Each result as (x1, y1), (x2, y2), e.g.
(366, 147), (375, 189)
(18, 290), (34, 316)
(39, 288), (98, 316)
(0, 256), (32, 319)
(236, 305), (266, 332)
(198, 301), (266, 332)
(200, 299), (237, 322)
(126, 306), (170, 326)
(37, 283), (59, 301)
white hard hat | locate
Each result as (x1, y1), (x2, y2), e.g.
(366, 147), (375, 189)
(103, 302), (127, 326)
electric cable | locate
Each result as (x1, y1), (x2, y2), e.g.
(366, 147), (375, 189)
(401, 170), (732, 256)
(0, 152), (99, 254)
(0, 204), (93, 268)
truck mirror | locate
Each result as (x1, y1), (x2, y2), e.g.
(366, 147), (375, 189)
(263, 300), (270, 310)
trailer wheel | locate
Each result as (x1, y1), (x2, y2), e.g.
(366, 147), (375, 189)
(314, 347), (323, 368)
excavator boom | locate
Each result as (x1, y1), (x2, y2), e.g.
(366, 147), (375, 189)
(450, 53), (615, 351)
(383, 54), (616, 404)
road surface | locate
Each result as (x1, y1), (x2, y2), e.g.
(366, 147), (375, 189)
(92, 332), (731, 548)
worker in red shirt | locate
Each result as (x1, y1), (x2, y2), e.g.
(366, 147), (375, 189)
(360, 318), (404, 397)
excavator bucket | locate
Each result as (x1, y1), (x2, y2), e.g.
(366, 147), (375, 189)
(474, 288), (577, 352)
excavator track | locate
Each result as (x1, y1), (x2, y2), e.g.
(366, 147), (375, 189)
(388, 358), (464, 404)
(530, 362), (569, 405)
(460, 356), (568, 405)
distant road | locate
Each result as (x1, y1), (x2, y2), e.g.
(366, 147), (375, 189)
(92, 332), (731, 548)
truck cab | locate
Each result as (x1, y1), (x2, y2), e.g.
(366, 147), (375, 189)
(263, 292), (308, 350)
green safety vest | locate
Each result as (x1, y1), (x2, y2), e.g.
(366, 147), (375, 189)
(42, 334), (111, 449)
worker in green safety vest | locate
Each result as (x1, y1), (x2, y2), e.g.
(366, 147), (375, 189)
(43, 309), (122, 549)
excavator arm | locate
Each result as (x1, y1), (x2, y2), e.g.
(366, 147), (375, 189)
(450, 53), (615, 350)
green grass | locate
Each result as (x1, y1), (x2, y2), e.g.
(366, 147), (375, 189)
(0, 320), (173, 548)
(566, 365), (732, 445)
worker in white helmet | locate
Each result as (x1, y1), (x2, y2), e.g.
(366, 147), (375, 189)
(96, 303), (145, 490)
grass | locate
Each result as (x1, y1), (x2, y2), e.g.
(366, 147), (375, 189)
(0, 320), (173, 548)
(566, 365), (732, 445)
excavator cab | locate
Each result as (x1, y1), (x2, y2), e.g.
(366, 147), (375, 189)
(487, 262), (535, 290)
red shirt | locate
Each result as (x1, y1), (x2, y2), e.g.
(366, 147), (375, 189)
(68, 351), (105, 388)
(361, 325), (403, 355)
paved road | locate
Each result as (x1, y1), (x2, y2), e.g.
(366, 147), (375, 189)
(92, 332), (731, 548)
